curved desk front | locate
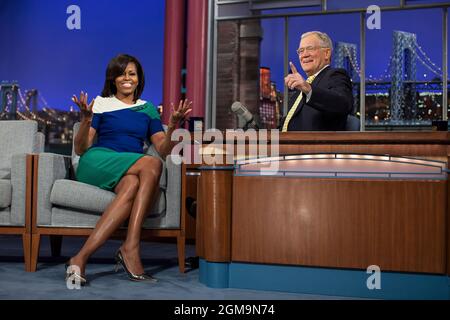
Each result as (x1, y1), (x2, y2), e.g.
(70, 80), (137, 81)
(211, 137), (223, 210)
(194, 132), (450, 299)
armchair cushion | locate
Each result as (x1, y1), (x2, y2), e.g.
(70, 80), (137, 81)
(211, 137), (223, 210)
(0, 209), (10, 225)
(0, 179), (12, 208)
(0, 169), (10, 179)
(51, 201), (167, 229)
(50, 179), (114, 214)
(50, 179), (166, 217)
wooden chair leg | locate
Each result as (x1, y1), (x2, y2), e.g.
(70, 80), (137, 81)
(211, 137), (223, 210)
(30, 233), (41, 272)
(49, 235), (63, 257)
(22, 233), (31, 272)
(177, 234), (186, 273)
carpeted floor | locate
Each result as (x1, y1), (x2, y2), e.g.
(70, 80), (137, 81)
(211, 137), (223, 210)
(0, 235), (347, 300)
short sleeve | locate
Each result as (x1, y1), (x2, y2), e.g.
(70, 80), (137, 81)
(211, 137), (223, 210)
(91, 113), (101, 130)
(146, 102), (164, 137)
(148, 116), (164, 137)
(90, 97), (104, 130)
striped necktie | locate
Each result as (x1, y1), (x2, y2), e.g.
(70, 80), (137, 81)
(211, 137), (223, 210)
(282, 75), (316, 132)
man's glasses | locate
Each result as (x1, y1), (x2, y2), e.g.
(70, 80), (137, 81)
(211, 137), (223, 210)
(296, 46), (327, 56)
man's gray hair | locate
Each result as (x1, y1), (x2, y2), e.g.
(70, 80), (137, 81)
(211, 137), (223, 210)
(301, 31), (333, 53)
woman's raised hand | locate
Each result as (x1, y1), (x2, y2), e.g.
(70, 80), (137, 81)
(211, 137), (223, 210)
(169, 99), (193, 128)
(72, 91), (94, 121)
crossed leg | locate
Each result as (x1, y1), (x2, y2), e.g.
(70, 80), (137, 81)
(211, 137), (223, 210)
(69, 156), (162, 276)
(118, 156), (162, 275)
(69, 174), (140, 276)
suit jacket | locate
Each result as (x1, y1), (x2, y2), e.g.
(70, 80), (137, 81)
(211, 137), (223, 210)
(280, 66), (353, 131)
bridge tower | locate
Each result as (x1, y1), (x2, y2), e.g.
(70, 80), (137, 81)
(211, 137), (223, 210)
(0, 82), (19, 120)
(25, 89), (39, 113)
(390, 31), (417, 121)
(334, 42), (360, 114)
(334, 42), (359, 82)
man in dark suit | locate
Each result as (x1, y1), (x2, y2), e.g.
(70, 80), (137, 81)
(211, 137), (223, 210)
(281, 31), (353, 131)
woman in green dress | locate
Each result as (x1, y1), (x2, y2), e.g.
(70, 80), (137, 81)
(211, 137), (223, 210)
(66, 54), (191, 285)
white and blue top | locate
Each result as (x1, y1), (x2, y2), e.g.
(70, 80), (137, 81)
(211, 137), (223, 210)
(90, 96), (164, 154)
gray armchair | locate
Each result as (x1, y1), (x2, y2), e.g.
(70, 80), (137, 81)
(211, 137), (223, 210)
(0, 120), (44, 271)
(30, 122), (187, 272)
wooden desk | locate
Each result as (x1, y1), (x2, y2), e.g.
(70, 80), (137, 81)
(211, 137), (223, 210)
(193, 132), (450, 297)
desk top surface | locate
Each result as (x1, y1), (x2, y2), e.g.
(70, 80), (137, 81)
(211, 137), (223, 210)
(193, 131), (450, 144)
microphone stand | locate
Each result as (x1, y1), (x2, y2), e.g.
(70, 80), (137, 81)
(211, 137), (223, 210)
(243, 119), (259, 131)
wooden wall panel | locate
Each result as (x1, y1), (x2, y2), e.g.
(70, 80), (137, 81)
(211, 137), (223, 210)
(232, 177), (447, 274)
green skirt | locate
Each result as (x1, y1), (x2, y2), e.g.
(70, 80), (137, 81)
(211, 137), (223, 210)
(76, 147), (145, 191)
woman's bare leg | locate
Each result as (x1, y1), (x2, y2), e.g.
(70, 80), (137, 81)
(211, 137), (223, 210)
(69, 174), (140, 275)
(118, 156), (162, 275)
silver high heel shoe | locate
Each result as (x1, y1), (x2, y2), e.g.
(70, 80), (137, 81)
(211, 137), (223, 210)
(114, 250), (158, 283)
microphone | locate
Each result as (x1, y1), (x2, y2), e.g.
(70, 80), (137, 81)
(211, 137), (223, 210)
(230, 101), (259, 130)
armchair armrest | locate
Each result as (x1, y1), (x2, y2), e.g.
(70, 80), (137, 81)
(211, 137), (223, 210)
(10, 154), (31, 225)
(145, 144), (168, 189)
(33, 132), (45, 153)
(163, 154), (182, 228)
(144, 145), (182, 227)
(36, 153), (71, 226)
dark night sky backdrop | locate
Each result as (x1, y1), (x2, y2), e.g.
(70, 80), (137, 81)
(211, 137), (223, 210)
(1, 0), (449, 111)
(261, 4), (447, 92)
(0, 0), (165, 110)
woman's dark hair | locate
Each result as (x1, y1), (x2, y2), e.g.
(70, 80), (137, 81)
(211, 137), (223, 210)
(101, 54), (145, 101)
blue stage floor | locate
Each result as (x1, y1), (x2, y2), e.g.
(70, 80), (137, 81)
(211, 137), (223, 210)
(0, 235), (347, 300)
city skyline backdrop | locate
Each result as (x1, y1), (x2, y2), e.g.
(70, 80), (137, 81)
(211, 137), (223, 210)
(1, 0), (448, 111)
